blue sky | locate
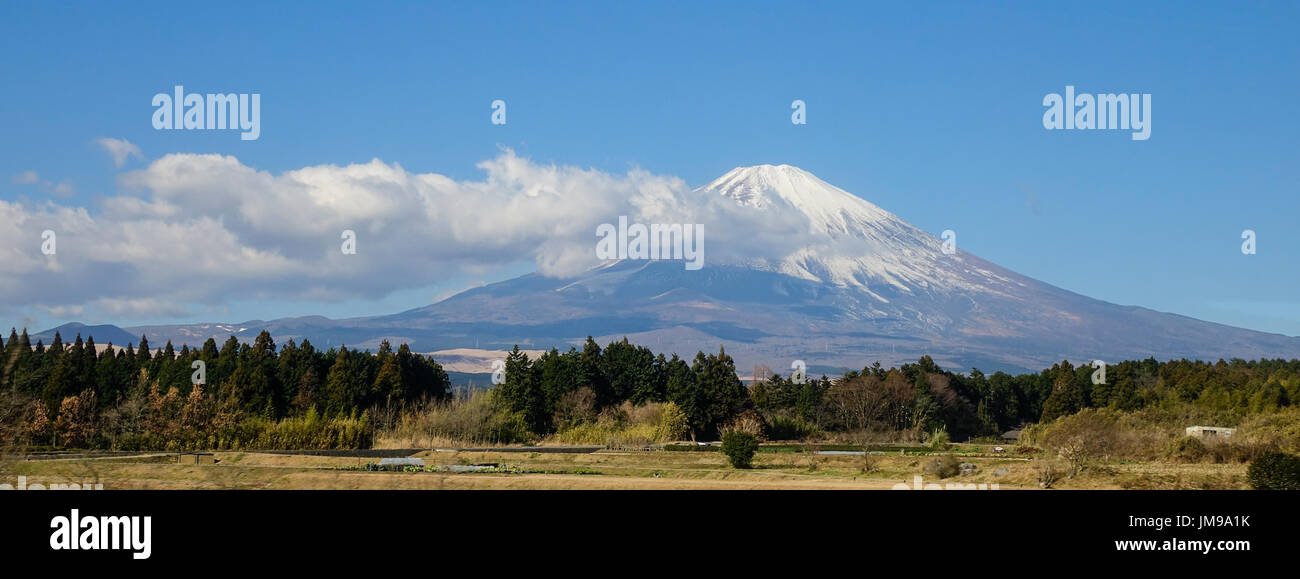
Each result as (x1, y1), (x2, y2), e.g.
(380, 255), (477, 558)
(2, 0), (1298, 336)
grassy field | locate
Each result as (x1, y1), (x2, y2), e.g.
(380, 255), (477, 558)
(0, 445), (1251, 490)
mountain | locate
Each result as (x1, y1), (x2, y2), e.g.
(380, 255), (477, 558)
(37, 165), (1300, 374)
(30, 323), (141, 348)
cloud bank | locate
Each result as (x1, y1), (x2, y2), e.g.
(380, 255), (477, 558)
(1, 150), (818, 325)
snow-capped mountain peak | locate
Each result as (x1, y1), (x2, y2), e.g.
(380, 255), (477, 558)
(699, 164), (973, 294)
(698, 164), (899, 237)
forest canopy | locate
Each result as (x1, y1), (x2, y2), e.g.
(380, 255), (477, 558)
(1, 327), (1297, 451)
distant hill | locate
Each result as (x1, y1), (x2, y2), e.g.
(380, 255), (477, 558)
(29, 323), (141, 347)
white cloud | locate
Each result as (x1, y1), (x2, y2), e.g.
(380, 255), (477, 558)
(37, 304), (85, 318)
(12, 170), (75, 196)
(95, 137), (143, 168)
(5, 150), (811, 323)
(92, 297), (191, 318)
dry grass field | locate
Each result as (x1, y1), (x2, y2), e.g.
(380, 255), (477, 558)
(0, 447), (1252, 490)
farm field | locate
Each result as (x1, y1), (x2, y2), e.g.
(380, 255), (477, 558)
(0, 445), (1250, 490)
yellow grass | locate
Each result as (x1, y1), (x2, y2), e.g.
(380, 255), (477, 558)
(0, 449), (1252, 490)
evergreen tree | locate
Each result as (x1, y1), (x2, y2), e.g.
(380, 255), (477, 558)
(497, 346), (548, 433)
(135, 335), (151, 368)
(373, 342), (403, 405)
(322, 346), (361, 417)
(1041, 361), (1087, 422)
(577, 336), (611, 407)
(671, 346), (748, 439)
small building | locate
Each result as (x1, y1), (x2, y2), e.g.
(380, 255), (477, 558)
(1185, 426), (1235, 439)
(176, 453), (216, 465)
(1000, 430), (1021, 441)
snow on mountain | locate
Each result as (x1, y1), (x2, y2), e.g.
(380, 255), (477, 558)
(699, 164), (1021, 303)
(49, 164), (1300, 375)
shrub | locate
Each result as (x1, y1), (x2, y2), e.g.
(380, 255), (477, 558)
(1036, 461), (1063, 489)
(767, 415), (818, 441)
(374, 391), (529, 447)
(1237, 408), (1300, 454)
(922, 454), (960, 479)
(1168, 436), (1207, 463)
(1038, 409), (1119, 474)
(1205, 439), (1272, 464)
(721, 409), (769, 441)
(928, 428), (951, 451)
(721, 431), (760, 469)
(1247, 451), (1300, 490)
(655, 402), (690, 442)
(548, 401), (684, 448)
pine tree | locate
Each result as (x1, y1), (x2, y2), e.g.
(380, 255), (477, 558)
(497, 346), (548, 433)
(49, 331), (64, 358)
(135, 335), (152, 377)
(1041, 372), (1086, 422)
(322, 346), (359, 417)
(0, 328), (14, 388)
(292, 365), (322, 414)
(373, 347), (403, 405)
(577, 336), (611, 407)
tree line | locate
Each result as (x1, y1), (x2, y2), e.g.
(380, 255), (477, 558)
(0, 328), (449, 449)
(494, 337), (749, 439)
(2, 326), (1297, 449)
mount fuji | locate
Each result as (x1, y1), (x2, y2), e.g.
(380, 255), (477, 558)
(41, 165), (1300, 375)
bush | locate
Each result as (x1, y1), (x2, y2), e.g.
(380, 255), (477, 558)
(721, 431), (760, 469)
(1237, 408), (1300, 454)
(928, 428), (951, 451)
(374, 392), (529, 447)
(1038, 408), (1119, 474)
(1247, 451), (1300, 490)
(654, 402), (690, 442)
(922, 454), (960, 479)
(767, 415), (818, 441)
(1205, 439), (1272, 464)
(721, 409), (768, 441)
(1036, 461), (1063, 489)
(1168, 436), (1208, 463)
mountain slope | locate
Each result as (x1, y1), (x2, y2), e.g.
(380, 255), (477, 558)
(41, 165), (1300, 374)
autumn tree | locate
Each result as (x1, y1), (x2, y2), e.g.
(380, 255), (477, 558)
(54, 389), (97, 448)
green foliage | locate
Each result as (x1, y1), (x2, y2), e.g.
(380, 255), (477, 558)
(766, 414), (819, 440)
(1040, 361), (1088, 422)
(379, 391), (530, 446)
(1168, 436), (1208, 462)
(928, 428), (951, 451)
(4, 325), (1300, 454)
(1247, 451), (1300, 490)
(720, 430), (760, 468)
(495, 346), (550, 434)
(675, 347), (749, 439)
(1236, 407), (1300, 454)
(1036, 408), (1121, 473)
(0, 326), (452, 450)
(654, 401), (690, 442)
